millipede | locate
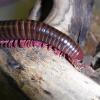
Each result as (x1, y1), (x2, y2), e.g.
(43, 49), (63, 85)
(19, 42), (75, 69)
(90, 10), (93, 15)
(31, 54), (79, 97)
(0, 20), (84, 66)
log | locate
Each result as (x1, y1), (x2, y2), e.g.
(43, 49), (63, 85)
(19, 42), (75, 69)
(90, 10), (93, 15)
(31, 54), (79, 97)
(28, 0), (94, 46)
(28, 0), (41, 21)
(0, 47), (100, 100)
(0, 0), (100, 100)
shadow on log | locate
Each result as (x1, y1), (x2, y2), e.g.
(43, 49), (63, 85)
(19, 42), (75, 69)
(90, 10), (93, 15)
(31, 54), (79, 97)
(0, 68), (30, 100)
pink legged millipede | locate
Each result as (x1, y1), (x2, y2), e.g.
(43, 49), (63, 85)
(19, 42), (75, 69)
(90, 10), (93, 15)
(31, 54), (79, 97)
(0, 20), (84, 67)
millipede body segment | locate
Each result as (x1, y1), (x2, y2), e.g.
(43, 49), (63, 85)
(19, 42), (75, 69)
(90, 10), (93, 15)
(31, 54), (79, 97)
(0, 20), (84, 61)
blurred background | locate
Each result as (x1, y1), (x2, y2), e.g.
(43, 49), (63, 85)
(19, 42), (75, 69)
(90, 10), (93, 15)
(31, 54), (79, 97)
(0, 0), (35, 20)
(91, 0), (100, 42)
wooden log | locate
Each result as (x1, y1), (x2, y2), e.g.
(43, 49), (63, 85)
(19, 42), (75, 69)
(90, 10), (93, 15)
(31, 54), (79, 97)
(28, 0), (41, 21)
(0, 47), (100, 100)
(29, 0), (94, 46)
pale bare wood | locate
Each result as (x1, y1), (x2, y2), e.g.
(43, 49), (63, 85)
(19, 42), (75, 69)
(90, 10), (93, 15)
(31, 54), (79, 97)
(28, 0), (41, 21)
(44, 0), (72, 34)
(28, 0), (72, 34)
(0, 47), (100, 100)
(29, 0), (94, 46)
